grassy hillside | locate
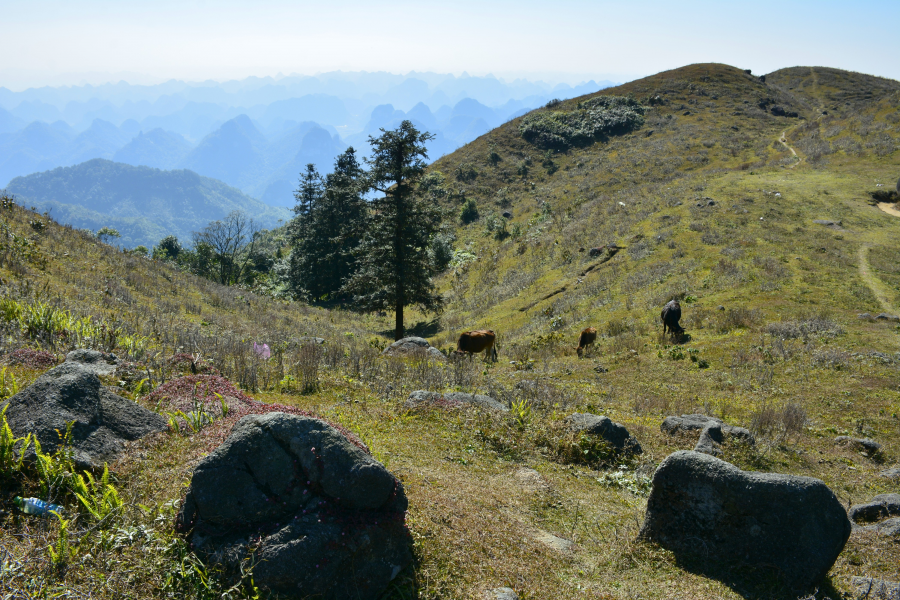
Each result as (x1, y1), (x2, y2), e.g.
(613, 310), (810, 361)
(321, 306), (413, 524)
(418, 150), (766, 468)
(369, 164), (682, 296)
(4, 159), (291, 248)
(1, 63), (899, 600)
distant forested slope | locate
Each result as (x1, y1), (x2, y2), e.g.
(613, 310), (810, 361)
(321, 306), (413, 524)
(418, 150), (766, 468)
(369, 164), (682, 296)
(5, 159), (290, 248)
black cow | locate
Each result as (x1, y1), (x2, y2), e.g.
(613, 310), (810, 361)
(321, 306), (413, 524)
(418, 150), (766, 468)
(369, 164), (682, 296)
(661, 299), (684, 337)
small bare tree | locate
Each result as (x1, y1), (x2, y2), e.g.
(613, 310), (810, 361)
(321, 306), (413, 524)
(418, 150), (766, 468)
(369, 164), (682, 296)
(192, 211), (260, 285)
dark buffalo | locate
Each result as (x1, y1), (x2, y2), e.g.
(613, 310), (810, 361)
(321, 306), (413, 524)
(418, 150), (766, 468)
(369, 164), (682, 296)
(576, 327), (597, 358)
(661, 299), (684, 336)
(456, 330), (498, 362)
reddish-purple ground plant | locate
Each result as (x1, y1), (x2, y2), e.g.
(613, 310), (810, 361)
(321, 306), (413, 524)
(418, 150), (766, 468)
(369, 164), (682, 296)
(4, 348), (58, 369)
(147, 374), (368, 454)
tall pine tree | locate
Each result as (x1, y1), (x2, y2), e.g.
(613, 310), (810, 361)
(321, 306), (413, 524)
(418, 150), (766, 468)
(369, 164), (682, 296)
(287, 164), (323, 297)
(343, 121), (442, 340)
(290, 149), (367, 301)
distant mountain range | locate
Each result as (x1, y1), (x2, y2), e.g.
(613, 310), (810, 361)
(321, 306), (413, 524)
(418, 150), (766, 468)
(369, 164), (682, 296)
(5, 159), (290, 249)
(0, 72), (614, 207)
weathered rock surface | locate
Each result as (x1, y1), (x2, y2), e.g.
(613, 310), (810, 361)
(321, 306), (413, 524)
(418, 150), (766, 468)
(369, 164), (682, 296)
(381, 337), (445, 361)
(661, 414), (754, 455)
(880, 467), (900, 480)
(405, 390), (508, 412)
(2, 361), (167, 468)
(65, 348), (118, 375)
(533, 530), (575, 553)
(851, 576), (900, 600)
(835, 436), (882, 453)
(849, 494), (900, 524)
(514, 467), (551, 494)
(566, 413), (642, 454)
(640, 451), (850, 593)
(855, 517), (900, 538)
(876, 313), (900, 322)
(483, 587), (519, 600)
(178, 412), (411, 600)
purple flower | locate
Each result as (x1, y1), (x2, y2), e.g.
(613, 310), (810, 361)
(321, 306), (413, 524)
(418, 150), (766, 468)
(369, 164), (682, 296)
(253, 342), (271, 360)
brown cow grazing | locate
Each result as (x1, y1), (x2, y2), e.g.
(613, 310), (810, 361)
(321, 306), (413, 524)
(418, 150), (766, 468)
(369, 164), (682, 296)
(456, 330), (498, 362)
(576, 327), (597, 357)
(661, 299), (684, 337)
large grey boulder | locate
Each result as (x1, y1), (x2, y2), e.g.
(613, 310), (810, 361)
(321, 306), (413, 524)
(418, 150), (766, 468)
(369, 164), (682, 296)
(178, 412), (411, 600)
(566, 413), (642, 455)
(382, 337), (445, 361)
(65, 348), (118, 375)
(640, 451), (850, 593)
(849, 494), (900, 524)
(405, 390), (507, 412)
(1, 362), (167, 468)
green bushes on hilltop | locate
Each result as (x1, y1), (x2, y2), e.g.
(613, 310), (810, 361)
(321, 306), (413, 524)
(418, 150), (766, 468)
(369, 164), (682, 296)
(519, 95), (646, 150)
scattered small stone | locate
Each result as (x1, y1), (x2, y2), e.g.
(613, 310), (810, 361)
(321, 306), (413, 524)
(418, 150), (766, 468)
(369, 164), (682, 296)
(855, 517), (900, 539)
(298, 336), (326, 345)
(851, 576), (900, 600)
(566, 413), (642, 455)
(694, 423), (725, 456)
(593, 364), (608, 373)
(880, 467), (900, 480)
(875, 313), (900, 322)
(405, 390), (508, 412)
(858, 313), (874, 320)
(813, 219), (842, 227)
(483, 588), (519, 600)
(849, 494), (900, 524)
(514, 468), (551, 494)
(381, 337), (445, 361)
(661, 415), (755, 455)
(717, 305), (725, 311)
(534, 530), (575, 553)
(835, 436), (881, 454)
(640, 451), (851, 593)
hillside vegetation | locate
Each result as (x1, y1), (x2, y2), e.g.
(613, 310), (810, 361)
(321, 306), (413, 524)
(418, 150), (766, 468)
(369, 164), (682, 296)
(5, 159), (290, 248)
(1, 63), (899, 600)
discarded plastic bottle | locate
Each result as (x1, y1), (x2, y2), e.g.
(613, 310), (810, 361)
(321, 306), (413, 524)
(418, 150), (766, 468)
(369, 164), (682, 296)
(13, 496), (63, 516)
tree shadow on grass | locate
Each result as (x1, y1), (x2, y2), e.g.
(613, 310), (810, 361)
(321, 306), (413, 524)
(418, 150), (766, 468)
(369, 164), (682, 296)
(671, 551), (843, 600)
(376, 319), (442, 340)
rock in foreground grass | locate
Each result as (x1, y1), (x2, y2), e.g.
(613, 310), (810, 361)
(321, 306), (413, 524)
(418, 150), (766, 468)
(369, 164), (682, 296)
(178, 412), (411, 600)
(639, 450), (850, 594)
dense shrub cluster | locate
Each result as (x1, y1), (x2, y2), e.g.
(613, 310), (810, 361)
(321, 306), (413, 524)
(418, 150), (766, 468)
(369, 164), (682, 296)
(519, 96), (646, 149)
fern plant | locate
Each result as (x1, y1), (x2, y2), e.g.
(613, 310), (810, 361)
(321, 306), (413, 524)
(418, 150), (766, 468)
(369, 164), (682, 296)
(0, 404), (31, 477)
(72, 463), (123, 526)
(33, 422), (75, 499)
(47, 511), (75, 567)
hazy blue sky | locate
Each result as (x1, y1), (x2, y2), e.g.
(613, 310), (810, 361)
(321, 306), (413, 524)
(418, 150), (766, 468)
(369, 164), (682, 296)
(2, 0), (899, 89)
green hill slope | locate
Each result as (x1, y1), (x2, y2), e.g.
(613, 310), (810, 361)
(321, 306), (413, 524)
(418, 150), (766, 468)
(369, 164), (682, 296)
(5, 158), (291, 248)
(0, 63), (898, 600)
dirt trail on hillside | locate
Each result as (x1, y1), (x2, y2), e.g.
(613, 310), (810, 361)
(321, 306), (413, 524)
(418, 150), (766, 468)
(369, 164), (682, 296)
(778, 131), (801, 168)
(858, 244), (898, 314)
(877, 202), (900, 217)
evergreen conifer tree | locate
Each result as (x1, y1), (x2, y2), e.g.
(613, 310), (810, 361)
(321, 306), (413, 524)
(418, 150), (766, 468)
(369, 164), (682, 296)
(291, 149), (366, 301)
(343, 121), (442, 340)
(287, 164), (323, 296)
